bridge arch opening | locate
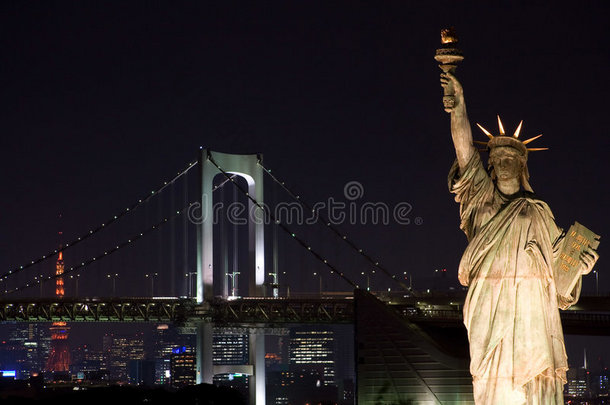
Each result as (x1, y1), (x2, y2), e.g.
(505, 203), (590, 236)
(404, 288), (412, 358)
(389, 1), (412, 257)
(212, 173), (253, 298)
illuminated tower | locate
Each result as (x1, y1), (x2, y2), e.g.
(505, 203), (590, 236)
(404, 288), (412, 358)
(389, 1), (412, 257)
(46, 249), (71, 373)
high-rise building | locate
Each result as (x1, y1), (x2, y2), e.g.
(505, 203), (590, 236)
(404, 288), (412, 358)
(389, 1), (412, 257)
(4, 323), (51, 377)
(0, 339), (23, 378)
(289, 328), (336, 387)
(266, 369), (293, 405)
(9, 322), (50, 377)
(266, 335), (291, 405)
(592, 369), (610, 397)
(170, 346), (195, 387)
(72, 345), (107, 381)
(212, 332), (249, 397)
(288, 327), (338, 405)
(213, 333), (248, 365)
(152, 324), (196, 385)
(566, 367), (590, 398)
(566, 350), (593, 399)
(26, 324), (51, 374)
(105, 332), (145, 382)
(153, 324), (174, 385)
(69, 344), (87, 376)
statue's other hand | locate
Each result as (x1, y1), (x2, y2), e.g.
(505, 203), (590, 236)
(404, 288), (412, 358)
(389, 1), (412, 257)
(579, 248), (599, 275)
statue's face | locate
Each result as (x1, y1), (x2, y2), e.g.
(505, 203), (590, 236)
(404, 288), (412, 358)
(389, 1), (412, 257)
(490, 147), (523, 181)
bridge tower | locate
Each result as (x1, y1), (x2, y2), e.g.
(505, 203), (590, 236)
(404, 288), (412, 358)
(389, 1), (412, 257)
(196, 149), (266, 405)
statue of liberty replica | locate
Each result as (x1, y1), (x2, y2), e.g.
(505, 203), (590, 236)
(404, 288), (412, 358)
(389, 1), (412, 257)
(437, 28), (600, 404)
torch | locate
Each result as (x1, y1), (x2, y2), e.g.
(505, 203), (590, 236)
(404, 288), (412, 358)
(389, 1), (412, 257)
(435, 28), (464, 112)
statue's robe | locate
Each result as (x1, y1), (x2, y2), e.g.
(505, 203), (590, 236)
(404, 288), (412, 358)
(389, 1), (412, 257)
(449, 153), (581, 405)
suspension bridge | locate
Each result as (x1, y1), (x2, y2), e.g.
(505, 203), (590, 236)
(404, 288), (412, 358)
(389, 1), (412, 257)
(0, 148), (607, 405)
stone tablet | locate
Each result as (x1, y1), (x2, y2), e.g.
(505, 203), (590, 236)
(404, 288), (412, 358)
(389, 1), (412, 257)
(555, 222), (601, 298)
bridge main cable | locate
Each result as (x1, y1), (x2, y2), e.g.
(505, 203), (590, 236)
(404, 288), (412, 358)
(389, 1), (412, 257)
(5, 202), (195, 294)
(5, 172), (238, 295)
(257, 160), (409, 291)
(206, 151), (359, 290)
(0, 161), (198, 284)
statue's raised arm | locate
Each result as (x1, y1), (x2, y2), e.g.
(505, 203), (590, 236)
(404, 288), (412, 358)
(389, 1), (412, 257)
(440, 72), (476, 173)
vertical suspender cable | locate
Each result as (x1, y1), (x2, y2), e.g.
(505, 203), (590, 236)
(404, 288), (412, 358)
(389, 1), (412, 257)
(272, 182), (279, 297)
(220, 178), (228, 297)
(157, 184), (163, 296)
(232, 183), (239, 297)
(183, 166), (189, 296)
(170, 177), (176, 296)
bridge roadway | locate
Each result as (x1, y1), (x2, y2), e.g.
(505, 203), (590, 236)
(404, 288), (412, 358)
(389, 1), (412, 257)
(0, 293), (609, 335)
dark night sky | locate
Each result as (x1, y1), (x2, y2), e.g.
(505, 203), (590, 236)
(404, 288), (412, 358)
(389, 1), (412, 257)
(0, 2), (609, 366)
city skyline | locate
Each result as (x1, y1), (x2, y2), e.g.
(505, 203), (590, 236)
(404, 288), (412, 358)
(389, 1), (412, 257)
(0, 322), (355, 404)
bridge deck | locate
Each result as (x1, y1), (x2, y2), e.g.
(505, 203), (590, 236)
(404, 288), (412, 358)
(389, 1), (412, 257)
(0, 295), (608, 335)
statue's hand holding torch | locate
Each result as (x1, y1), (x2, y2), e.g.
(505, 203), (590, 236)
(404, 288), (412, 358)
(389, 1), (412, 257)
(439, 72), (464, 113)
(435, 28), (464, 113)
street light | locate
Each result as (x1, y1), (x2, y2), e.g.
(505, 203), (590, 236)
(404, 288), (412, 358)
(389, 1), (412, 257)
(268, 272), (279, 298)
(106, 273), (118, 296)
(227, 271), (240, 298)
(313, 272), (322, 294)
(185, 272), (197, 297)
(594, 270), (599, 296)
(281, 271), (289, 297)
(361, 271), (370, 291)
(145, 273), (158, 297)
(403, 271), (412, 290)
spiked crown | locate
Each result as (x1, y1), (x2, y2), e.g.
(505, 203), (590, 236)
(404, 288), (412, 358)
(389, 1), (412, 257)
(474, 116), (548, 157)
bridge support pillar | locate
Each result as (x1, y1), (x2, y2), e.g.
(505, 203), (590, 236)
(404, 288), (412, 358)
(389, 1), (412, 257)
(196, 321), (214, 385)
(249, 332), (266, 405)
(196, 148), (265, 303)
(196, 149), (266, 404)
